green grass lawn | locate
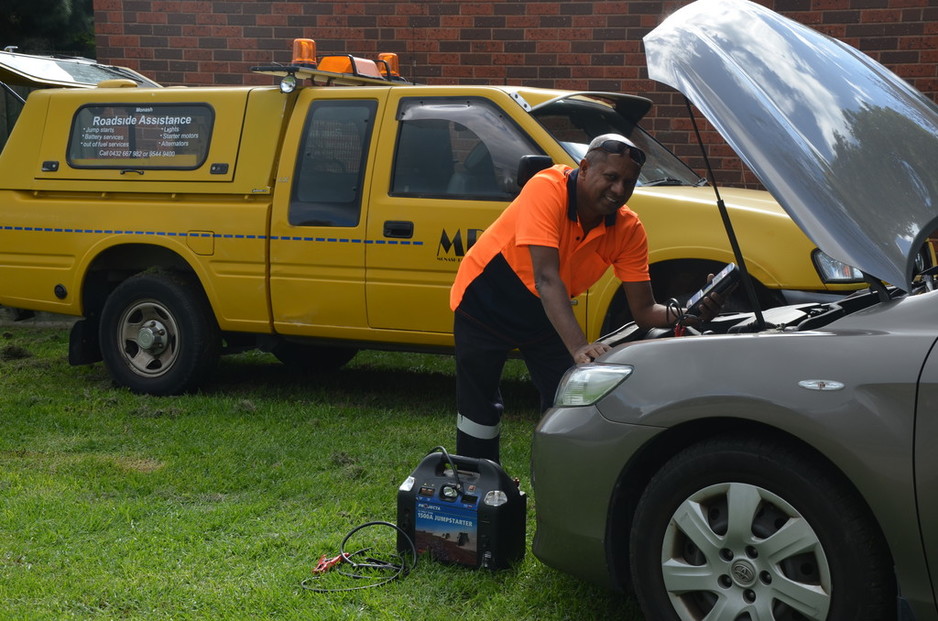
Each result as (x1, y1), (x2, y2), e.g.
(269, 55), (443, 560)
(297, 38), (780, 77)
(0, 324), (643, 620)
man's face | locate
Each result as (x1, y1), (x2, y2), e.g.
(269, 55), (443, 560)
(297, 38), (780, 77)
(578, 153), (641, 216)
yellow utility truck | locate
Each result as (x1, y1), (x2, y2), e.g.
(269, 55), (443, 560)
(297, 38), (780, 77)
(0, 44), (864, 394)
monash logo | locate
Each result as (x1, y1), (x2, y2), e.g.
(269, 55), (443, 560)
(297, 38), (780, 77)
(437, 228), (484, 261)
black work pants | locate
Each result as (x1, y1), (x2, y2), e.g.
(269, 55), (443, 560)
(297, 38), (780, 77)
(454, 309), (574, 463)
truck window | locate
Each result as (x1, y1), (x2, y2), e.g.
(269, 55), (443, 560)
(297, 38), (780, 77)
(0, 84), (28, 153)
(391, 97), (543, 200)
(67, 103), (214, 169)
(290, 99), (378, 227)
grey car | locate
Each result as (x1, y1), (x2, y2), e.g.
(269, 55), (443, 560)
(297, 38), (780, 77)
(530, 1), (938, 620)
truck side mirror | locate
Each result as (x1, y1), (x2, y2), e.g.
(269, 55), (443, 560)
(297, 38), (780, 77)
(516, 155), (553, 188)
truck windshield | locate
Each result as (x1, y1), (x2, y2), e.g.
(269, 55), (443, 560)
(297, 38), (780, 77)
(531, 98), (705, 188)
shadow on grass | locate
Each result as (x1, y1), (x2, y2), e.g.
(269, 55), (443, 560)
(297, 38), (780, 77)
(209, 350), (542, 420)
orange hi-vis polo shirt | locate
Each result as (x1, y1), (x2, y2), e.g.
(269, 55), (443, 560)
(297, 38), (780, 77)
(450, 164), (650, 313)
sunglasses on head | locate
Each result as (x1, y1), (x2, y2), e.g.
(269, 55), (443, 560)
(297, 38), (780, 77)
(588, 139), (646, 166)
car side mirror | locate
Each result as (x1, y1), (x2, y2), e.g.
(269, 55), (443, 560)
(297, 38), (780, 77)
(517, 155), (553, 188)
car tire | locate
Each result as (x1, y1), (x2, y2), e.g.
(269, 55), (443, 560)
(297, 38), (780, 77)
(99, 270), (220, 395)
(271, 341), (357, 373)
(629, 437), (894, 621)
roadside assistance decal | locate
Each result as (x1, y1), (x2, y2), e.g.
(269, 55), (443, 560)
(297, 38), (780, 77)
(68, 103), (214, 170)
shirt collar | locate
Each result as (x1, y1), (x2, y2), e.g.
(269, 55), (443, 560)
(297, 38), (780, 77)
(566, 167), (618, 227)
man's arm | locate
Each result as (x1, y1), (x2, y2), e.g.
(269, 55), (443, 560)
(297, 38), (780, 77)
(622, 281), (675, 329)
(530, 245), (610, 363)
(622, 279), (723, 329)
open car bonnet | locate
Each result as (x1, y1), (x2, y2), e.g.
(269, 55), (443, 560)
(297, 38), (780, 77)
(644, 0), (938, 292)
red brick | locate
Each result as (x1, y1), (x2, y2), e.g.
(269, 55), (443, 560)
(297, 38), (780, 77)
(110, 35), (141, 47)
(812, 0), (851, 9)
(96, 23), (124, 35)
(493, 52), (524, 65)
(899, 35), (934, 49)
(506, 16), (540, 28)
(470, 40), (503, 52)
(394, 3), (427, 16)
(181, 25), (213, 36)
(593, 2), (632, 14)
(336, 3), (365, 16)
(890, 0), (929, 7)
(536, 41), (571, 54)
(228, 38), (258, 49)
(124, 46), (154, 59)
(861, 9), (903, 22)
(207, 26), (242, 37)
(428, 52), (461, 65)
(151, 1), (186, 12)
(273, 3), (304, 15)
(474, 66), (507, 79)
(182, 48), (212, 60)
(441, 15), (474, 27)
(525, 2), (562, 16)
(168, 36), (199, 47)
(259, 14), (290, 26)
(571, 15), (610, 28)
(459, 3), (494, 16)
(196, 13), (227, 26)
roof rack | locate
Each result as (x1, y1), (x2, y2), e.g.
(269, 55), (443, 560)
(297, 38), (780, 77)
(251, 38), (409, 89)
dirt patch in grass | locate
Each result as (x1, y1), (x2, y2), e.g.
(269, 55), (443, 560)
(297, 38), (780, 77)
(0, 345), (32, 361)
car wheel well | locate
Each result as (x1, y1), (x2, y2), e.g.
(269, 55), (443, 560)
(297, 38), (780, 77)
(605, 417), (893, 592)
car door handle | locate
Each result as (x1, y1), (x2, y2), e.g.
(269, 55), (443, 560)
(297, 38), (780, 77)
(384, 220), (414, 239)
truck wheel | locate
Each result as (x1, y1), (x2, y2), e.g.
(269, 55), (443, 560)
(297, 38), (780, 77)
(272, 342), (357, 373)
(99, 270), (220, 395)
(629, 438), (894, 621)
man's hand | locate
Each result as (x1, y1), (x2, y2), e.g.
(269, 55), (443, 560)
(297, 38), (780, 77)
(692, 272), (738, 323)
(573, 341), (611, 364)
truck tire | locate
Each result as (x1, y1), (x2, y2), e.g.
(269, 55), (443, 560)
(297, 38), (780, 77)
(272, 341), (357, 373)
(99, 270), (220, 395)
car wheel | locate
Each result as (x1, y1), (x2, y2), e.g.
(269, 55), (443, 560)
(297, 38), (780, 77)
(99, 270), (220, 395)
(271, 341), (357, 372)
(629, 437), (894, 621)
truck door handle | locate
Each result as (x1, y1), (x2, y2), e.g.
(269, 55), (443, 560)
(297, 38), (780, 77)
(384, 220), (414, 239)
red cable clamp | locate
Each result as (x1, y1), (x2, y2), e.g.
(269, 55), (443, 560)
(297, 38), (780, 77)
(312, 553), (350, 574)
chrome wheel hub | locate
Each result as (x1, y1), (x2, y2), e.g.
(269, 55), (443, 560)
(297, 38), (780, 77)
(662, 481), (831, 620)
(136, 320), (167, 354)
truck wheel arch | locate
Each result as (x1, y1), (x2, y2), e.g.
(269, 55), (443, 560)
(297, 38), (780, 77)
(70, 244), (215, 368)
(597, 259), (785, 336)
(98, 268), (221, 395)
(80, 243), (209, 319)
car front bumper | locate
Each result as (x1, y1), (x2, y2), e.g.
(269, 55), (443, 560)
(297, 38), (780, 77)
(531, 403), (663, 589)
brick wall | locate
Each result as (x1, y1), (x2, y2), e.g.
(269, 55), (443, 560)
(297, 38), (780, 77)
(93, 0), (937, 188)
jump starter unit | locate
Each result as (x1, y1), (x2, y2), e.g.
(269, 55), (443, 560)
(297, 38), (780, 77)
(397, 450), (526, 569)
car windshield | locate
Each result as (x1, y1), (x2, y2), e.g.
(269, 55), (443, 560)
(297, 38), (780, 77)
(531, 97), (705, 187)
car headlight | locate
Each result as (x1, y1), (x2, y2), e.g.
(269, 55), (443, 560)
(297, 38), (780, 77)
(813, 249), (863, 283)
(554, 364), (634, 407)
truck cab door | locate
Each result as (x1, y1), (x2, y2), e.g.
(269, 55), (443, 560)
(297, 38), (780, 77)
(365, 92), (552, 335)
(269, 91), (384, 336)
